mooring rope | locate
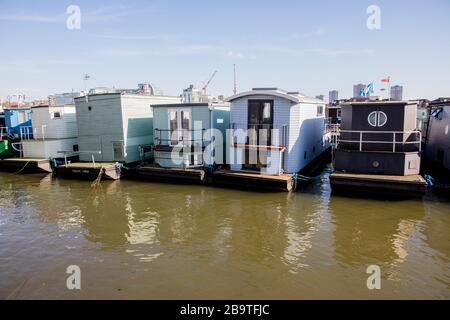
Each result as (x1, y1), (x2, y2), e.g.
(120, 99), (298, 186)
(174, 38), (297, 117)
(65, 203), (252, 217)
(91, 167), (105, 188)
(12, 161), (31, 175)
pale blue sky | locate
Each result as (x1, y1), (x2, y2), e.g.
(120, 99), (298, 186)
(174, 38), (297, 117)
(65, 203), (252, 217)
(0, 0), (449, 101)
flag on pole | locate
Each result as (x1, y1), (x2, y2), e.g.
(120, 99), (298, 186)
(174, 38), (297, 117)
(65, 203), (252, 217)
(381, 76), (390, 83)
(364, 82), (374, 96)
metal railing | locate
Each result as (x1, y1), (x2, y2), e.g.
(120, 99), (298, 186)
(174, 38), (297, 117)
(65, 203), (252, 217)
(338, 130), (422, 152)
(0, 127), (9, 140)
(153, 129), (206, 168)
(154, 128), (206, 147)
(20, 125), (48, 141)
(19, 126), (33, 141)
(230, 123), (288, 149)
(57, 150), (102, 168)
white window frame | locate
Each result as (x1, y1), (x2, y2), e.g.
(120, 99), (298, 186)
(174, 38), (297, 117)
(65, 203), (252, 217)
(368, 111), (388, 127)
(51, 110), (63, 119)
(168, 108), (192, 147)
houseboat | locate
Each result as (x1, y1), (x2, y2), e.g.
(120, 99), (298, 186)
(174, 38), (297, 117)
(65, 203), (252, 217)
(0, 105), (78, 173)
(21, 105), (79, 160)
(3, 107), (32, 137)
(0, 107), (38, 172)
(423, 97), (450, 184)
(137, 102), (230, 183)
(330, 100), (427, 196)
(213, 88), (332, 191)
(55, 90), (181, 180)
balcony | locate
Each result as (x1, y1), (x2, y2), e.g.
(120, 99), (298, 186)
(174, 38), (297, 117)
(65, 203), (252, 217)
(338, 130), (422, 153)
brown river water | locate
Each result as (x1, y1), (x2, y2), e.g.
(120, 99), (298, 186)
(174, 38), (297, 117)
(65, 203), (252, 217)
(0, 170), (449, 299)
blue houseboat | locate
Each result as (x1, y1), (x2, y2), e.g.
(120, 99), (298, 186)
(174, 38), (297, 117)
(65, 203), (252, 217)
(3, 107), (33, 138)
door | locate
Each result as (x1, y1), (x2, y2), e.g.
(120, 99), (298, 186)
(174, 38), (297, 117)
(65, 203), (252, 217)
(244, 100), (273, 171)
(168, 108), (191, 147)
(112, 141), (125, 161)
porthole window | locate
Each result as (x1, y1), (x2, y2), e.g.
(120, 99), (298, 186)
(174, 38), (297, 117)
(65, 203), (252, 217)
(368, 111), (388, 127)
(378, 112), (387, 126)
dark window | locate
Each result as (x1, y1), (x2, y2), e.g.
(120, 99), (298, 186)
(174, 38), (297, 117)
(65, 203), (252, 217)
(437, 149), (445, 164)
(304, 151), (307, 159)
(247, 100), (273, 145)
(73, 144), (79, 152)
(88, 106), (92, 111)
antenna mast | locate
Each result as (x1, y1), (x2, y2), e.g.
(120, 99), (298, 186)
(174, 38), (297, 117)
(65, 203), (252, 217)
(233, 64), (237, 95)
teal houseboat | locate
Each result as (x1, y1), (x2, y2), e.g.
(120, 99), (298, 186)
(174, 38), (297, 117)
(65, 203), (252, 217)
(137, 102), (230, 183)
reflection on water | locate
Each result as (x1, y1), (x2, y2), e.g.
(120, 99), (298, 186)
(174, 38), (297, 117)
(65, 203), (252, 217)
(0, 172), (449, 299)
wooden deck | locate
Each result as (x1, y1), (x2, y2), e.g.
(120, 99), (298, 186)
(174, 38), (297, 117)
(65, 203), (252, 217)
(213, 169), (295, 192)
(136, 165), (207, 184)
(0, 158), (52, 173)
(330, 172), (427, 197)
(55, 162), (121, 180)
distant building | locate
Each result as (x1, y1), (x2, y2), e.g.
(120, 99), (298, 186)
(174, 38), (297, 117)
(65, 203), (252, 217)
(181, 84), (223, 104)
(182, 84), (204, 103)
(390, 85), (403, 101)
(353, 84), (366, 98)
(315, 95), (325, 101)
(53, 92), (80, 106)
(329, 90), (338, 103)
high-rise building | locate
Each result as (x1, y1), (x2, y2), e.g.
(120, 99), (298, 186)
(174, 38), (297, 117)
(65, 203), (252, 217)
(353, 84), (366, 98)
(329, 90), (338, 103)
(390, 85), (403, 101)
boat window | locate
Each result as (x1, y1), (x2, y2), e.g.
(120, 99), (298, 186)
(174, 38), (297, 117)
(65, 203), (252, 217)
(368, 111), (377, 127)
(262, 103), (271, 121)
(169, 109), (191, 146)
(169, 111), (178, 145)
(317, 105), (324, 116)
(368, 111), (387, 127)
(18, 111), (26, 123)
(377, 111), (387, 127)
(52, 111), (62, 119)
(431, 108), (443, 120)
(181, 111), (190, 145)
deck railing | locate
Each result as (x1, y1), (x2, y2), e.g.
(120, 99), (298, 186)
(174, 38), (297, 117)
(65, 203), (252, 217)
(230, 123), (288, 149)
(57, 150), (102, 168)
(338, 130), (422, 153)
(19, 126), (33, 141)
(0, 127), (9, 140)
(153, 128), (207, 168)
(154, 128), (206, 147)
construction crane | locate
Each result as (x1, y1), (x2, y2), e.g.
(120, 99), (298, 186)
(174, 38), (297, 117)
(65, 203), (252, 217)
(202, 70), (218, 95)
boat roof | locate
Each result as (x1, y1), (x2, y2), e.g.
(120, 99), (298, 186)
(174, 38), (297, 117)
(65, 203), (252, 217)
(152, 102), (230, 109)
(341, 101), (417, 106)
(225, 88), (323, 104)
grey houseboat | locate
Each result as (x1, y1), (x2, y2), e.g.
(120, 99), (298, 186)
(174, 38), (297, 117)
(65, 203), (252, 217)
(214, 88), (332, 191)
(56, 91), (180, 180)
(331, 100), (427, 196)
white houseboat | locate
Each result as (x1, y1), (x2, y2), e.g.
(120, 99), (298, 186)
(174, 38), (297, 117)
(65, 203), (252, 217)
(214, 88), (332, 191)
